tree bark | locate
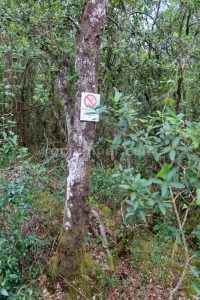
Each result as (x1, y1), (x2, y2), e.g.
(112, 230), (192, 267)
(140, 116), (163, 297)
(57, 0), (107, 279)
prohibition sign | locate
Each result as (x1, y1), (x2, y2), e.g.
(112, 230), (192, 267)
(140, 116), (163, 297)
(84, 93), (97, 108)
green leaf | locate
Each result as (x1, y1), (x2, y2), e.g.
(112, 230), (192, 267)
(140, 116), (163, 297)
(182, 204), (188, 209)
(152, 178), (163, 184)
(119, 184), (132, 190)
(189, 265), (199, 277)
(169, 149), (176, 161)
(140, 179), (152, 187)
(112, 134), (122, 148)
(158, 202), (166, 215)
(156, 164), (170, 179)
(170, 182), (185, 189)
(114, 88), (123, 102)
(153, 152), (159, 162)
(126, 210), (135, 219)
(1, 289), (9, 297)
(125, 199), (134, 207)
(196, 189), (200, 205)
(0, 238), (7, 246)
(139, 210), (146, 222)
(161, 146), (171, 154)
(192, 283), (200, 295)
(9, 274), (19, 279)
(172, 137), (180, 148)
(161, 184), (168, 197)
(133, 201), (139, 210)
(130, 192), (136, 200)
(166, 168), (177, 180)
(147, 198), (155, 206)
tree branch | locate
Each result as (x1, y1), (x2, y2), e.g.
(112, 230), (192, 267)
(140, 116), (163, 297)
(130, 11), (164, 35)
(68, 16), (80, 30)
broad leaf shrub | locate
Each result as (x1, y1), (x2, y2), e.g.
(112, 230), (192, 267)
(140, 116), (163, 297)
(119, 112), (199, 229)
(0, 132), (49, 299)
(110, 107), (200, 295)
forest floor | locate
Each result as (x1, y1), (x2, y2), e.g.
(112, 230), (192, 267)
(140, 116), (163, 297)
(37, 205), (193, 300)
(0, 153), (198, 300)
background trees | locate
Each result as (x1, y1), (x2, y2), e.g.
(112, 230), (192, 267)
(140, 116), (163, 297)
(1, 0), (199, 148)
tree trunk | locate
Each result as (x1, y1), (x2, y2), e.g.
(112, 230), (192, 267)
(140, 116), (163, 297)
(57, 0), (107, 279)
(175, 63), (185, 114)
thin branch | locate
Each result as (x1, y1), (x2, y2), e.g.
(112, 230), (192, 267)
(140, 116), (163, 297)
(22, 104), (45, 111)
(44, 131), (49, 160)
(169, 189), (197, 300)
(181, 194), (196, 229)
(107, 15), (121, 29)
(170, 189), (188, 255)
(90, 208), (109, 251)
(120, 0), (127, 14)
(68, 16), (80, 30)
(169, 254), (196, 300)
(130, 11), (164, 35)
(152, 0), (162, 31)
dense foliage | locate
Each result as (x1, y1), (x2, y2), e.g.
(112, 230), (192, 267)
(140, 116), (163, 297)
(0, 0), (200, 299)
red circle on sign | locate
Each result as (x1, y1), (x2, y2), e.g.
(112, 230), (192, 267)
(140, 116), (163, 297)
(84, 94), (97, 108)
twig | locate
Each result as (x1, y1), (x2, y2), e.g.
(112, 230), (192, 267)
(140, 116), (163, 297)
(170, 189), (188, 255)
(44, 131), (49, 160)
(107, 16), (121, 29)
(169, 254), (196, 300)
(129, 11), (164, 35)
(68, 16), (80, 30)
(169, 189), (196, 299)
(90, 208), (109, 251)
(22, 104), (45, 111)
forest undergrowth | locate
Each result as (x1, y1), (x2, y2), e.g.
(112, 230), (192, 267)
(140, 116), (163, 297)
(0, 107), (199, 300)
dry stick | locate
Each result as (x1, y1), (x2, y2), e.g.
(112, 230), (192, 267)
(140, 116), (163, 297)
(90, 208), (109, 251)
(169, 254), (196, 300)
(44, 131), (49, 160)
(169, 189), (196, 300)
(171, 190), (188, 255)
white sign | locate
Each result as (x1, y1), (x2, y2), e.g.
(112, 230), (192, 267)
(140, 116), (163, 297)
(80, 92), (100, 122)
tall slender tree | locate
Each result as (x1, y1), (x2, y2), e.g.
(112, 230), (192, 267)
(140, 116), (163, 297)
(57, 0), (107, 278)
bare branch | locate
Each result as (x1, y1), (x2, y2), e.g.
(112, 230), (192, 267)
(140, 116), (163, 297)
(130, 11), (164, 35)
(169, 254), (196, 300)
(107, 15), (121, 29)
(90, 207), (109, 250)
(68, 16), (80, 30)
(169, 189), (197, 299)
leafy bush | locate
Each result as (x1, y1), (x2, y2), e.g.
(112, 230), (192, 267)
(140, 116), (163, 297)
(90, 165), (123, 208)
(101, 100), (200, 296)
(0, 132), (50, 299)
